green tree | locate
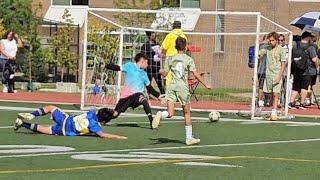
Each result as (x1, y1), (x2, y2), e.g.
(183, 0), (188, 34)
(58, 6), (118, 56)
(0, 19), (5, 37)
(51, 9), (77, 82)
(0, 0), (38, 37)
(87, 17), (119, 84)
(0, 0), (48, 84)
(113, 0), (177, 58)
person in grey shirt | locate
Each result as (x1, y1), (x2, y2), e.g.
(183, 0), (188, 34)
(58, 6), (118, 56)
(289, 32), (319, 109)
(257, 35), (269, 107)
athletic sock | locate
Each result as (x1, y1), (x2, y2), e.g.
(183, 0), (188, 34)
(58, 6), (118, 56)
(185, 125), (193, 139)
(31, 108), (46, 117)
(147, 113), (153, 124)
(22, 122), (38, 132)
(258, 100), (264, 107)
(161, 111), (169, 118)
(141, 99), (153, 124)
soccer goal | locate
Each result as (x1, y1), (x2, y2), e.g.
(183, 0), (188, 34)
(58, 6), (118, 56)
(80, 8), (293, 119)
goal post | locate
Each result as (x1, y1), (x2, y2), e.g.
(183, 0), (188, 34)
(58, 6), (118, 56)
(80, 8), (293, 119)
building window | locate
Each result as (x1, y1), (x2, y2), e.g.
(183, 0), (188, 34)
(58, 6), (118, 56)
(52, 0), (71, 5)
(161, 0), (200, 8)
(52, 0), (88, 5)
(215, 0), (225, 53)
(72, 0), (88, 5)
(181, 0), (200, 8)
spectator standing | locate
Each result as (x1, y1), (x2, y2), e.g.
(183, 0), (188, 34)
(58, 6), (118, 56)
(289, 31), (319, 109)
(278, 34), (292, 107)
(305, 34), (319, 106)
(0, 30), (23, 93)
(259, 32), (286, 121)
(161, 21), (187, 90)
(140, 31), (165, 94)
(257, 35), (269, 107)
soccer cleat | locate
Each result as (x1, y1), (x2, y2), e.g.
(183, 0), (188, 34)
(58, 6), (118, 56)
(152, 111), (162, 129)
(18, 113), (35, 121)
(13, 118), (23, 131)
(185, 138), (200, 145)
(299, 104), (307, 110)
(288, 102), (296, 109)
(270, 114), (278, 121)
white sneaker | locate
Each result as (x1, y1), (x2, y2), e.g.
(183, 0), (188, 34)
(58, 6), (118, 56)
(13, 90), (17, 93)
(185, 138), (200, 145)
(152, 111), (162, 129)
(18, 113), (35, 121)
(9, 74), (14, 79)
(2, 86), (8, 93)
(13, 118), (23, 131)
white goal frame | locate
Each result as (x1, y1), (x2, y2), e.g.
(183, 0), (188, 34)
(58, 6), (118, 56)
(80, 8), (293, 119)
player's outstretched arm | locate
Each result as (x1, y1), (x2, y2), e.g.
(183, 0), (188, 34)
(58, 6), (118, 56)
(146, 84), (160, 98)
(96, 131), (127, 140)
(105, 64), (121, 71)
(192, 70), (211, 89)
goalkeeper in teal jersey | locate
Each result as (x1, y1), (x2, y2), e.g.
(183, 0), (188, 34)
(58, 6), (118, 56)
(14, 105), (127, 140)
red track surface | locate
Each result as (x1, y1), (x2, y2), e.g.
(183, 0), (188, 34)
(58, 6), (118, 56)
(0, 91), (319, 117)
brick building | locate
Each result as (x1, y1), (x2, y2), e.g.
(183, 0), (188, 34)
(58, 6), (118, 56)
(33, 0), (320, 90)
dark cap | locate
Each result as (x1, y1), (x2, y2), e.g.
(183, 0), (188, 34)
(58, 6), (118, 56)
(172, 21), (181, 29)
(301, 31), (314, 39)
(146, 31), (154, 37)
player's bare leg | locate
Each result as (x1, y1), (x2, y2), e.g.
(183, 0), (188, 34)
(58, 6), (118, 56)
(183, 104), (200, 145)
(14, 118), (51, 134)
(15, 105), (59, 132)
(18, 105), (58, 121)
(271, 93), (280, 121)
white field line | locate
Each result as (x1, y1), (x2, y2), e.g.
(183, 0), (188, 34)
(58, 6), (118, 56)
(0, 126), (13, 129)
(1, 138), (320, 159)
(175, 162), (243, 168)
(1, 104), (320, 127)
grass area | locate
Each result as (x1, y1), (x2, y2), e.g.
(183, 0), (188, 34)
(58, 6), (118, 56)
(194, 88), (252, 102)
(0, 104), (320, 179)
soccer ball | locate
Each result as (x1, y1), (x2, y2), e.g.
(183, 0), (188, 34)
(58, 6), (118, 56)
(209, 111), (220, 122)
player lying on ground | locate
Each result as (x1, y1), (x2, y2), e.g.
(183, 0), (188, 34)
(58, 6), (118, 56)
(101, 53), (162, 129)
(14, 105), (127, 140)
(158, 37), (211, 145)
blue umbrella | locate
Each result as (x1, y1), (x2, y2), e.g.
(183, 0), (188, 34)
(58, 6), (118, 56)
(290, 12), (320, 31)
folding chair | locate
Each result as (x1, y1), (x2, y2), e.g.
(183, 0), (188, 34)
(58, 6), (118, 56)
(311, 88), (320, 109)
(188, 72), (205, 101)
(187, 44), (202, 101)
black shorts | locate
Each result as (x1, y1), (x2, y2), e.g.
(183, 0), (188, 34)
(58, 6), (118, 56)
(258, 74), (265, 89)
(311, 75), (317, 86)
(114, 93), (146, 113)
(292, 74), (311, 92)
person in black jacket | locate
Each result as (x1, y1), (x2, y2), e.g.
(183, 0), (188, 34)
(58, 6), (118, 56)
(140, 31), (165, 94)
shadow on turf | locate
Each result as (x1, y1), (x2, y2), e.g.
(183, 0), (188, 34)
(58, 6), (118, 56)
(149, 137), (184, 145)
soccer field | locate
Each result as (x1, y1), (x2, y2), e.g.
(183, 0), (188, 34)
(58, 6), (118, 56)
(0, 103), (320, 180)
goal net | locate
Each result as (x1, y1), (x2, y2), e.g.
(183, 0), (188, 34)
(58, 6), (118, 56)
(80, 8), (293, 119)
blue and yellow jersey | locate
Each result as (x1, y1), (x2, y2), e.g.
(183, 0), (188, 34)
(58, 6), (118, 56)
(51, 109), (102, 136)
